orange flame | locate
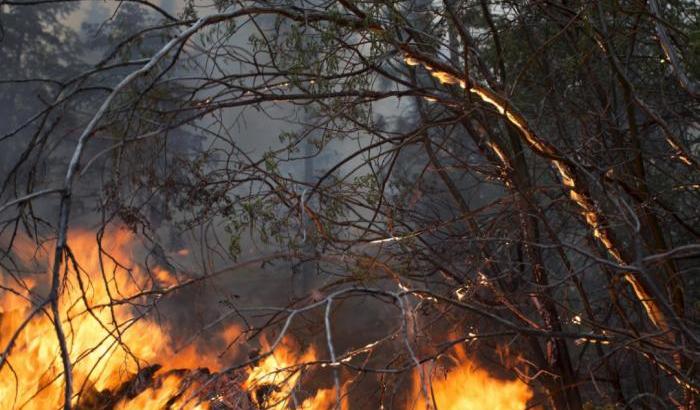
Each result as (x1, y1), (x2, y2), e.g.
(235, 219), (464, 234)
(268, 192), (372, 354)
(2, 229), (534, 410)
(114, 373), (208, 410)
(244, 338), (346, 409)
(412, 344), (533, 410)
(299, 387), (347, 409)
(0, 230), (228, 409)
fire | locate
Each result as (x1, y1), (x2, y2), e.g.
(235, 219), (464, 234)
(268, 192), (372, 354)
(244, 339), (346, 410)
(0, 229), (224, 409)
(114, 373), (207, 410)
(412, 344), (533, 410)
(2, 229), (532, 410)
(0, 228), (347, 410)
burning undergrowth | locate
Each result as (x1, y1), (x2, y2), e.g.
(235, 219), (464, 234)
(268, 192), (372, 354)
(0, 229), (532, 409)
(0, 229), (347, 409)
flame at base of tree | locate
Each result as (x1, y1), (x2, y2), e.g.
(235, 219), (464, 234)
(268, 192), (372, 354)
(412, 344), (533, 410)
(0, 229), (531, 409)
(243, 340), (347, 410)
(0, 230), (229, 409)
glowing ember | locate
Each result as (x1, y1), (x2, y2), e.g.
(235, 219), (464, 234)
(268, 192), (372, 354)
(412, 344), (533, 410)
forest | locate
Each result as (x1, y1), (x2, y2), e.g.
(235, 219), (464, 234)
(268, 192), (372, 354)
(0, 0), (698, 409)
